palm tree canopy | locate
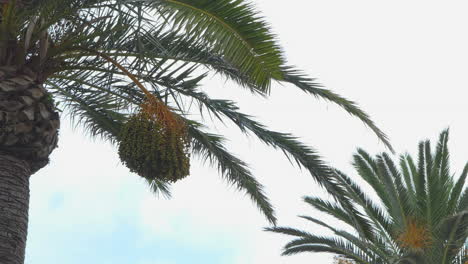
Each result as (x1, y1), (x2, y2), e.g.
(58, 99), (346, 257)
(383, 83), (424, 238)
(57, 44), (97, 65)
(1, 0), (391, 224)
(267, 129), (468, 263)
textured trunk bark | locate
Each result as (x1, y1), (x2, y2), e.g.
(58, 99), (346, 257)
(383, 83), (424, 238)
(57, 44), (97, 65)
(0, 153), (31, 264)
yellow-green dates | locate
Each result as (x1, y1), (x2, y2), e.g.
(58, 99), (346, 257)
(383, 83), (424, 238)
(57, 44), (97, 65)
(118, 112), (190, 182)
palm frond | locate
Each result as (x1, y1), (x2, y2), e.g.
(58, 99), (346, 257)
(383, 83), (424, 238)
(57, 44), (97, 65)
(169, 86), (334, 186)
(152, 0), (285, 92)
(457, 188), (468, 212)
(266, 227), (373, 263)
(332, 170), (396, 247)
(399, 154), (418, 211)
(353, 149), (393, 214)
(303, 196), (355, 228)
(299, 215), (390, 262)
(281, 69), (393, 152)
(188, 121), (276, 224)
(439, 211), (468, 264)
(326, 170), (376, 241)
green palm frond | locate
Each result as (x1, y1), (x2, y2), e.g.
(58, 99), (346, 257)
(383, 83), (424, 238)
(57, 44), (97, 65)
(439, 211), (468, 264)
(303, 196), (354, 228)
(168, 86), (333, 183)
(448, 163), (468, 214)
(188, 121), (276, 224)
(399, 154), (418, 212)
(457, 189), (468, 212)
(152, 0), (285, 92)
(332, 170), (396, 247)
(280, 69), (393, 152)
(298, 215), (389, 261)
(265, 226), (373, 263)
(267, 129), (468, 264)
(375, 154), (410, 228)
(352, 149), (396, 219)
(307, 172), (376, 241)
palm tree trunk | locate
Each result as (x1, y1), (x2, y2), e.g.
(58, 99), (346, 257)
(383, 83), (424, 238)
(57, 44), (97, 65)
(0, 152), (31, 264)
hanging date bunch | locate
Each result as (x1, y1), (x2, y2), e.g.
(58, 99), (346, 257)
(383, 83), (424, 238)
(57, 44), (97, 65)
(118, 98), (190, 182)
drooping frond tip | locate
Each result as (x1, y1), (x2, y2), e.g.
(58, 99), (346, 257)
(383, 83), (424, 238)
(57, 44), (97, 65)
(281, 68), (394, 153)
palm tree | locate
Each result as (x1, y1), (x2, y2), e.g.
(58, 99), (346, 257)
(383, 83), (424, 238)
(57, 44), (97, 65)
(267, 130), (468, 264)
(0, 0), (392, 262)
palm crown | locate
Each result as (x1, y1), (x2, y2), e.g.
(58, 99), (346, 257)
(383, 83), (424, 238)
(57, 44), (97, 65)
(0, 0), (392, 223)
(268, 129), (468, 264)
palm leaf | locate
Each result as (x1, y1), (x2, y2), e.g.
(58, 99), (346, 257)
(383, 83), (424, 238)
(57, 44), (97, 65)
(152, 0), (285, 92)
(188, 122), (276, 224)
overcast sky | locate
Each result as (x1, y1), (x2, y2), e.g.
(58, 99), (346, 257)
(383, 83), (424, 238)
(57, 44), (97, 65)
(25, 1), (468, 263)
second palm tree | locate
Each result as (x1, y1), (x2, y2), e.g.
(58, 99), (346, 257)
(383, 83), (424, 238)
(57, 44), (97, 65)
(268, 130), (468, 264)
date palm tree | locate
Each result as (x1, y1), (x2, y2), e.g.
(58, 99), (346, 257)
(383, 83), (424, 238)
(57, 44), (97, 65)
(0, 0), (392, 263)
(267, 129), (468, 264)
